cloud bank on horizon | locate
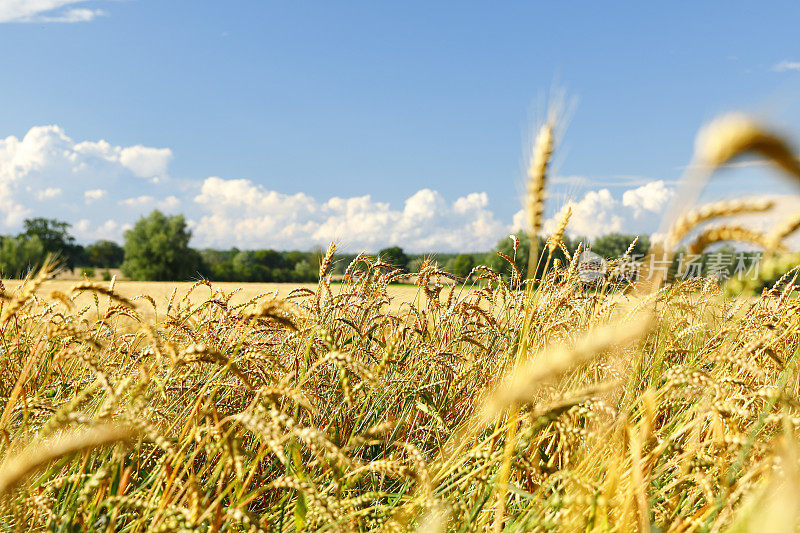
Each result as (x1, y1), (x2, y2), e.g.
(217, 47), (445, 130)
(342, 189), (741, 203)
(1, 124), (781, 253)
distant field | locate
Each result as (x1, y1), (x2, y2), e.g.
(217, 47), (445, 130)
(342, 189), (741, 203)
(1, 279), (425, 311)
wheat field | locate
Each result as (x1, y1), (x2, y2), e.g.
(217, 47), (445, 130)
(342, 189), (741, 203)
(0, 112), (799, 532)
(0, 281), (425, 315)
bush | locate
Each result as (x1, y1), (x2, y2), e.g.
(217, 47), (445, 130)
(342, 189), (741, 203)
(452, 254), (475, 279)
(86, 240), (124, 268)
(0, 235), (46, 278)
(378, 246), (409, 271)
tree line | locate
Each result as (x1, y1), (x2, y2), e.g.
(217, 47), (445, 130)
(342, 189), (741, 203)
(0, 209), (771, 284)
(0, 211), (493, 282)
(0, 219), (123, 278)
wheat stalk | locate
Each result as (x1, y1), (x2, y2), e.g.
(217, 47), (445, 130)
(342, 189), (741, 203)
(665, 198), (775, 251)
(547, 205), (572, 255)
(686, 225), (782, 255)
(696, 113), (800, 180)
(0, 425), (138, 495)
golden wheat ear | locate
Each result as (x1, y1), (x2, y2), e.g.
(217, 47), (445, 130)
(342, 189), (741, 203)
(686, 225), (784, 255)
(643, 113), (800, 293)
(525, 120), (556, 278)
(665, 198), (775, 252)
(664, 113), (800, 238)
(526, 122), (554, 239)
(766, 211), (800, 250)
(486, 314), (653, 414)
(547, 205), (572, 256)
(696, 113), (800, 181)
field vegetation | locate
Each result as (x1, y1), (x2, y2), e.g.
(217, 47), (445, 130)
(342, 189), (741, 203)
(0, 111), (799, 532)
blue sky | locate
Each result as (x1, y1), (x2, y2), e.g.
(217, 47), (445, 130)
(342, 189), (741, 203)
(1, 1), (799, 251)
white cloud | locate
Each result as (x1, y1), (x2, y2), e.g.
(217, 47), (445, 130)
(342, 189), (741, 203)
(73, 139), (172, 181)
(772, 60), (800, 72)
(73, 218), (123, 242)
(0, 182), (29, 226)
(511, 209), (527, 233)
(119, 195), (154, 207)
(0, 126), (171, 185)
(6, 123), (790, 252)
(515, 189), (623, 240)
(35, 187), (62, 201)
(0, 1), (105, 23)
(622, 180), (674, 217)
(84, 188), (107, 203)
(36, 7), (104, 22)
(159, 195), (180, 209)
(514, 180), (675, 240)
(0, 125), (175, 236)
(119, 146), (173, 181)
(564, 189), (625, 238)
(192, 177), (506, 252)
(74, 219), (91, 233)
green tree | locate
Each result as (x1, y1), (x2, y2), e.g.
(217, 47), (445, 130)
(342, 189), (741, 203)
(407, 257), (426, 273)
(491, 231), (537, 280)
(232, 251), (257, 281)
(378, 246), (409, 271)
(490, 231), (588, 282)
(292, 259), (315, 281)
(591, 233), (650, 260)
(253, 249), (288, 271)
(452, 254), (475, 279)
(86, 240), (124, 268)
(121, 210), (202, 281)
(22, 218), (84, 269)
(0, 235), (46, 278)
